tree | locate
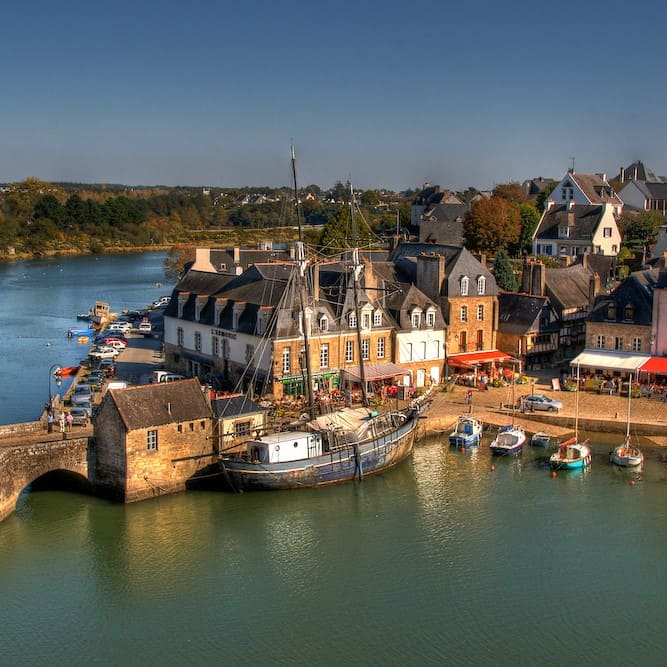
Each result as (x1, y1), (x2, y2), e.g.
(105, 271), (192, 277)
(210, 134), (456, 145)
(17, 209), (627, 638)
(492, 182), (527, 204)
(493, 248), (519, 292)
(33, 195), (66, 228)
(464, 197), (521, 253)
(318, 205), (370, 254)
(361, 189), (380, 207)
(512, 203), (541, 256)
(619, 210), (663, 248)
(535, 185), (556, 213)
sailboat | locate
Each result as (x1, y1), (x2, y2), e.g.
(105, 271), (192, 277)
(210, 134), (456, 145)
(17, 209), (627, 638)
(489, 368), (526, 456)
(610, 373), (643, 467)
(549, 364), (591, 470)
(218, 150), (422, 491)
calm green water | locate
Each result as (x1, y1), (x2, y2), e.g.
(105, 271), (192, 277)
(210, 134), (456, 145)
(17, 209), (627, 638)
(2, 438), (666, 666)
(1, 254), (666, 665)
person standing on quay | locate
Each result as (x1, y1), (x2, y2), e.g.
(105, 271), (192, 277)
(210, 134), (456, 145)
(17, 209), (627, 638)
(47, 412), (54, 433)
(59, 411), (66, 433)
(66, 411), (73, 432)
(466, 390), (473, 413)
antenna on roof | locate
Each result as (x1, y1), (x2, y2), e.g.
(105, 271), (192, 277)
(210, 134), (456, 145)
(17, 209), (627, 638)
(569, 157), (575, 173)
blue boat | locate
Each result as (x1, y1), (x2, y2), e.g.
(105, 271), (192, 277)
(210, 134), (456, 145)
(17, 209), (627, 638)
(448, 416), (483, 447)
(67, 326), (94, 338)
(489, 423), (525, 456)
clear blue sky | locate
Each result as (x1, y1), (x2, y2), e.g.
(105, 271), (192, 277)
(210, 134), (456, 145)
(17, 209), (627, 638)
(1, 0), (666, 192)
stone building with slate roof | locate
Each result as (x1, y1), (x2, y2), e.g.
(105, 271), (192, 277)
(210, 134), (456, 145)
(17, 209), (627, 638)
(496, 293), (560, 370)
(533, 200), (621, 258)
(586, 268), (667, 356)
(211, 394), (267, 455)
(92, 379), (213, 502)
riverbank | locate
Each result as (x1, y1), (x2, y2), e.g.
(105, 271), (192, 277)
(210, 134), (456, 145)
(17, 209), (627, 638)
(420, 369), (667, 447)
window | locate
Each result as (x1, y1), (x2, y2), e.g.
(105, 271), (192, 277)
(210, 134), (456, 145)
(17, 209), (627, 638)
(177, 424), (183, 433)
(459, 331), (467, 353)
(320, 343), (329, 369)
(235, 421), (251, 437)
(559, 226), (570, 238)
(212, 336), (220, 357)
(596, 335), (605, 349)
(177, 327), (184, 347)
(614, 337), (624, 351)
(411, 312), (421, 328)
(606, 305), (616, 320)
(348, 313), (357, 329)
(426, 311), (435, 327)
(319, 315), (328, 332)
(282, 347), (290, 374)
(345, 340), (354, 363)
(632, 337), (642, 352)
(194, 331), (202, 352)
(222, 339), (230, 360)
(624, 305), (634, 321)
(377, 337), (385, 359)
(460, 306), (468, 322)
(603, 227), (612, 238)
(476, 329), (484, 351)
(477, 276), (486, 295)
(460, 276), (469, 296)
(361, 339), (370, 361)
(147, 430), (158, 451)
(362, 313), (371, 330)
(373, 311), (382, 326)
(477, 305), (484, 321)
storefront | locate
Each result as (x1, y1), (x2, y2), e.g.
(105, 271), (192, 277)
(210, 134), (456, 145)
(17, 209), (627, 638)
(446, 349), (516, 386)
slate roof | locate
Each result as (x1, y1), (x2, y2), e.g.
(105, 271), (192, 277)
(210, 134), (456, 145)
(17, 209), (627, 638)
(412, 185), (460, 206)
(632, 181), (667, 200)
(615, 161), (665, 183)
(588, 268), (666, 326)
(106, 378), (211, 431)
(535, 204), (607, 241)
(498, 293), (558, 335)
(580, 254), (617, 289)
(211, 394), (265, 419)
(545, 264), (593, 310)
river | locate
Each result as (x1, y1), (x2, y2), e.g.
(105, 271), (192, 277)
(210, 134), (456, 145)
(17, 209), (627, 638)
(1, 253), (666, 665)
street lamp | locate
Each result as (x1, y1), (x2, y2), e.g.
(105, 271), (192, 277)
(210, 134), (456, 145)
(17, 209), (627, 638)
(48, 363), (63, 412)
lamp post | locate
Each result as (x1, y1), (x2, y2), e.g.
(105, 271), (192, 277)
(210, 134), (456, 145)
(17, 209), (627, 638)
(48, 363), (63, 413)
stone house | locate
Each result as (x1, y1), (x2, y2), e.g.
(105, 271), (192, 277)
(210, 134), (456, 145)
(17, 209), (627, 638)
(211, 394), (266, 455)
(496, 293), (559, 370)
(92, 379), (213, 502)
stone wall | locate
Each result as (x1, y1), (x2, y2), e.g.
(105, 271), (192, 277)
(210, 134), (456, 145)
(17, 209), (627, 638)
(0, 421), (45, 439)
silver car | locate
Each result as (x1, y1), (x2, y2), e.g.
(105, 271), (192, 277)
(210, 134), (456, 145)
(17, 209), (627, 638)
(519, 394), (563, 412)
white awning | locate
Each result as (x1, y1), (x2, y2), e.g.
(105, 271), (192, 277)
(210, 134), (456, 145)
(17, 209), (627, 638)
(570, 350), (650, 373)
(343, 362), (409, 382)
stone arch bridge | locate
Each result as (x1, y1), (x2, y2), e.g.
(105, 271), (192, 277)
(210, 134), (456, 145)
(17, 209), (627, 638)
(0, 421), (91, 523)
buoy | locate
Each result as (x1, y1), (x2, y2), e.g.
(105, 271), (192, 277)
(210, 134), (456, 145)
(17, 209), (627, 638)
(490, 465), (495, 472)
(551, 471), (557, 478)
(630, 480), (636, 486)
(460, 447), (465, 452)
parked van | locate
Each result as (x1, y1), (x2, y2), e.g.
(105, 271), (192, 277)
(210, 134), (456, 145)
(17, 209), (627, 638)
(152, 370), (185, 383)
(104, 381), (128, 394)
(138, 319), (152, 336)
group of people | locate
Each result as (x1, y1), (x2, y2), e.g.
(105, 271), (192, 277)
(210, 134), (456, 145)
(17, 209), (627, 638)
(45, 409), (76, 433)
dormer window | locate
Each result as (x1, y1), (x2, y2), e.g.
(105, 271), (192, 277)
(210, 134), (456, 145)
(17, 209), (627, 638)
(426, 309), (436, 327)
(348, 313), (357, 329)
(373, 310), (382, 326)
(460, 276), (469, 296)
(319, 315), (328, 332)
(411, 311), (421, 328)
(624, 304), (634, 321)
(606, 304), (616, 320)
(362, 313), (371, 330)
(477, 276), (486, 295)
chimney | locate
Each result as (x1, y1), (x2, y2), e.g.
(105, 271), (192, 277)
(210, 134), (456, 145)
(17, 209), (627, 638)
(620, 166), (625, 182)
(588, 273), (600, 304)
(191, 248), (217, 273)
(527, 260), (546, 296)
(312, 263), (320, 298)
(416, 252), (445, 303)
(233, 247), (240, 263)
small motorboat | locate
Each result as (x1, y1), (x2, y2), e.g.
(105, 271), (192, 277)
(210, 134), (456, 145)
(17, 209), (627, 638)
(53, 365), (80, 378)
(448, 416), (483, 448)
(531, 431), (551, 447)
(490, 423), (526, 456)
(67, 326), (94, 338)
(549, 437), (591, 470)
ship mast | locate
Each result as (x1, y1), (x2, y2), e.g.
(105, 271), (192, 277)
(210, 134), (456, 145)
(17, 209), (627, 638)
(291, 144), (316, 415)
(349, 181), (369, 408)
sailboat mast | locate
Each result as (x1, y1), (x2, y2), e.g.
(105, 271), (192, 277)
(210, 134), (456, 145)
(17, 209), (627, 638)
(626, 372), (632, 440)
(349, 181), (369, 408)
(290, 144), (315, 415)
(575, 362), (580, 440)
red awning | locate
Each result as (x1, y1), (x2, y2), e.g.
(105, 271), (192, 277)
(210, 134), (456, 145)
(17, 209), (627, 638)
(447, 350), (512, 369)
(639, 356), (667, 375)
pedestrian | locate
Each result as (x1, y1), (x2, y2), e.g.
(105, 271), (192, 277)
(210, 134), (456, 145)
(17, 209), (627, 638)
(47, 412), (54, 433)
(466, 390), (473, 413)
(59, 411), (66, 433)
(66, 411), (73, 431)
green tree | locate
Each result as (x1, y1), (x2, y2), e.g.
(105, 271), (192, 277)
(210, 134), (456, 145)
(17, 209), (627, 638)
(34, 194), (66, 228)
(319, 205), (370, 254)
(619, 210), (663, 248)
(361, 189), (380, 206)
(511, 203), (541, 255)
(464, 197), (521, 253)
(492, 182), (527, 204)
(493, 248), (519, 291)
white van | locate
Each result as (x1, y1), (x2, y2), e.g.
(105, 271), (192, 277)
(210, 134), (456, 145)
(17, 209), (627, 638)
(152, 370), (185, 383)
(138, 320), (152, 336)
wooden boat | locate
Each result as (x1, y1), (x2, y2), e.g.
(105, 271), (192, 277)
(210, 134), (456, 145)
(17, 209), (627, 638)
(219, 149), (422, 492)
(610, 373), (643, 467)
(490, 372), (525, 455)
(490, 423), (525, 456)
(448, 415), (483, 447)
(549, 364), (591, 470)
(531, 431), (551, 447)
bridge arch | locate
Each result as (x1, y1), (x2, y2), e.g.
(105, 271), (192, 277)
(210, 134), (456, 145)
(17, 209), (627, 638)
(0, 436), (90, 522)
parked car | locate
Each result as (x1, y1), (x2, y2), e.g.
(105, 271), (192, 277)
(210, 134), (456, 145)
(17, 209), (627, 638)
(97, 359), (116, 376)
(102, 338), (126, 350)
(71, 383), (94, 404)
(518, 394), (563, 412)
(152, 370), (185, 383)
(89, 346), (120, 360)
(74, 401), (93, 417)
(152, 296), (171, 308)
(138, 320), (152, 336)
(107, 322), (132, 334)
(68, 407), (90, 426)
